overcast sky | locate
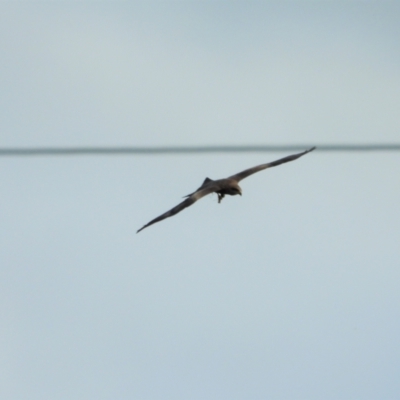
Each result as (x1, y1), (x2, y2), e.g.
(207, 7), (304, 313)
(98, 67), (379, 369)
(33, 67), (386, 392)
(1, 2), (400, 399)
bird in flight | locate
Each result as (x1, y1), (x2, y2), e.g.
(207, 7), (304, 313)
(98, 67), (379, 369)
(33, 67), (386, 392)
(137, 147), (315, 233)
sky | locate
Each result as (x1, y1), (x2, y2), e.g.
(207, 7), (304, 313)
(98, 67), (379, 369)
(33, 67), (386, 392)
(1, 2), (400, 399)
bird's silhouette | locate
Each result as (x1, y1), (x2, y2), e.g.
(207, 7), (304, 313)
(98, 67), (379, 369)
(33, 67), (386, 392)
(137, 147), (315, 233)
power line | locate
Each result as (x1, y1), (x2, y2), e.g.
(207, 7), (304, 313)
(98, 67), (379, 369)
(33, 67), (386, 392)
(0, 144), (399, 156)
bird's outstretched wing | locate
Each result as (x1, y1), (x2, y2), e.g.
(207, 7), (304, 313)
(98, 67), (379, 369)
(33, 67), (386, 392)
(137, 185), (219, 233)
(228, 147), (315, 182)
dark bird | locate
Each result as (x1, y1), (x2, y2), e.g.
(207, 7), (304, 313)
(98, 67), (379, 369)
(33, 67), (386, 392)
(137, 147), (315, 233)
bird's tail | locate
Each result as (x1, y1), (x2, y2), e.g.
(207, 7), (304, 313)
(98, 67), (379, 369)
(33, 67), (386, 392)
(183, 177), (214, 198)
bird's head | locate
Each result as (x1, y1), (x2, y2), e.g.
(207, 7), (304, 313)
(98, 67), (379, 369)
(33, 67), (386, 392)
(228, 183), (242, 196)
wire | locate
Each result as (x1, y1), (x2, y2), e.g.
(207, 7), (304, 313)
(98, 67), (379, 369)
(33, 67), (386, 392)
(0, 144), (399, 156)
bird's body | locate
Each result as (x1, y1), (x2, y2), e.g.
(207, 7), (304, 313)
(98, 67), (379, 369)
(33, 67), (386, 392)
(186, 177), (242, 202)
(137, 147), (315, 233)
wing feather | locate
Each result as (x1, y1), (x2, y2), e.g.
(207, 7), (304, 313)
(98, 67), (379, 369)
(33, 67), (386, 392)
(137, 185), (219, 233)
(228, 147), (315, 182)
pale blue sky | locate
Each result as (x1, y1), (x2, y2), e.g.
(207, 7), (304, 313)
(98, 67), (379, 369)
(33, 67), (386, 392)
(1, 2), (400, 399)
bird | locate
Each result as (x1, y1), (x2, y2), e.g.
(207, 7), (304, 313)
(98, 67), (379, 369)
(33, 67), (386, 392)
(137, 147), (315, 233)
